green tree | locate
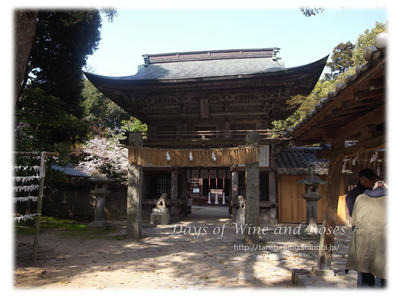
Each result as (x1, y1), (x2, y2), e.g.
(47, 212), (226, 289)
(272, 80), (330, 130)
(82, 79), (130, 130)
(81, 79), (148, 134)
(27, 11), (102, 116)
(300, 7), (325, 17)
(121, 117), (148, 133)
(273, 22), (385, 132)
(353, 22), (386, 66)
(324, 42), (355, 80)
(16, 87), (88, 161)
(16, 10), (115, 160)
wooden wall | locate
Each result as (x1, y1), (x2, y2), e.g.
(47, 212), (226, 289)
(278, 175), (347, 224)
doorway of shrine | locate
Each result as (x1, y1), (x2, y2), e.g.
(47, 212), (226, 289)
(187, 168), (230, 207)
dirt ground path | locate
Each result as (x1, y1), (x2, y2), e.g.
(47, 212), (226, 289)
(14, 207), (356, 289)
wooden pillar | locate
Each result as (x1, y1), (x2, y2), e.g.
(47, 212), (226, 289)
(318, 154), (343, 269)
(127, 132), (143, 239)
(231, 166), (239, 221)
(244, 132), (260, 244)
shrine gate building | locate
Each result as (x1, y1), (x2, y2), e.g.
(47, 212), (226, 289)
(85, 48), (327, 226)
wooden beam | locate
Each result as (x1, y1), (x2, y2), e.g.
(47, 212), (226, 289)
(299, 104), (384, 144)
(339, 97), (381, 111)
(351, 58), (385, 92)
(333, 103), (380, 118)
(342, 135), (385, 157)
(368, 77), (385, 90)
(354, 88), (384, 101)
(317, 135), (384, 160)
(330, 105), (384, 140)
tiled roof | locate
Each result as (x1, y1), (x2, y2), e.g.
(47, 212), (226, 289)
(107, 57), (285, 80)
(277, 147), (329, 175)
(51, 165), (90, 177)
(286, 32), (387, 138)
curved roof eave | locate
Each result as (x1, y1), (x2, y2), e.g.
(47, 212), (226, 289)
(83, 55), (329, 88)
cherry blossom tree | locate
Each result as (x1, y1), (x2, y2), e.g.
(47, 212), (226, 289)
(78, 130), (128, 183)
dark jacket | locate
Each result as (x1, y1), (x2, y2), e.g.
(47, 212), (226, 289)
(345, 184), (367, 216)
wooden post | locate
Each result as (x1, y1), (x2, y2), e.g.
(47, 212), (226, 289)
(244, 132), (260, 244)
(127, 132), (143, 239)
(231, 166), (239, 221)
(318, 154), (343, 269)
(33, 151), (46, 260)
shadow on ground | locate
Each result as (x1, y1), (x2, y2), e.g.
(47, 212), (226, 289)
(14, 207), (355, 289)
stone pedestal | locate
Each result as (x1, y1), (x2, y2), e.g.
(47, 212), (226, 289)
(87, 174), (111, 229)
(150, 193), (170, 225)
(260, 206), (277, 225)
(304, 199), (319, 235)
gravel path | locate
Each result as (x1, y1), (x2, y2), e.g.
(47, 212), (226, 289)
(14, 206), (355, 289)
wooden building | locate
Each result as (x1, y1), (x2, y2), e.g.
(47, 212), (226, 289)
(85, 48), (327, 225)
(276, 147), (350, 225)
(288, 33), (386, 269)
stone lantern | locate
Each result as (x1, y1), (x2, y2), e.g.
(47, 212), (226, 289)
(87, 174), (112, 229)
(297, 165), (326, 235)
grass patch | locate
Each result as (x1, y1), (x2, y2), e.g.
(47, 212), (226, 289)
(15, 224), (36, 235)
(59, 227), (118, 240)
(15, 217), (119, 240)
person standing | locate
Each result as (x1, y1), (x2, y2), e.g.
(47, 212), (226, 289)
(346, 181), (387, 287)
(345, 168), (377, 287)
(345, 168), (377, 217)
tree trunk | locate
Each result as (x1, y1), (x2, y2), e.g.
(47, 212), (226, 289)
(15, 10), (37, 101)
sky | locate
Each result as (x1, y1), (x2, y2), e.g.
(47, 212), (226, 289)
(86, 8), (387, 76)
(2, 1), (400, 296)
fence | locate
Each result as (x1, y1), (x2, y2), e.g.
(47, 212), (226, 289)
(14, 151), (58, 260)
